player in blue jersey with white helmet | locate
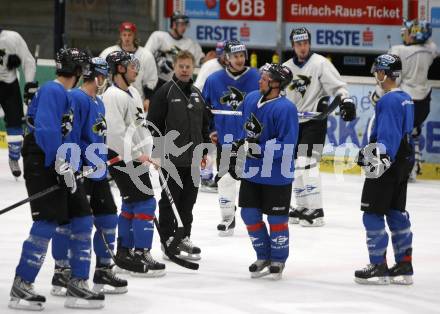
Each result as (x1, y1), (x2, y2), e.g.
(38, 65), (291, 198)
(224, 63), (298, 280)
(202, 39), (260, 236)
(9, 48), (105, 310)
(49, 57), (128, 296)
(355, 54), (415, 286)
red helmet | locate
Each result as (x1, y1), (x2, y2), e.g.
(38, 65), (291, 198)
(119, 22), (137, 33)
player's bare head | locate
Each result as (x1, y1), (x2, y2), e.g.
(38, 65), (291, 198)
(173, 50), (195, 82)
(259, 63), (293, 96)
(371, 54), (402, 90)
(119, 21), (139, 48)
(171, 11), (189, 37)
(224, 40), (247, 72)
(401, 19), (432, 45)
(290, 27), (311, 61)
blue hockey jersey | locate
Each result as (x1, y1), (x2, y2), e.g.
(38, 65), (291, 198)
(69, 88), (108, 180)
(202, 67), (260, 144)
(240, 90), (299, 185)
(26, 80), (73, 167)
(370, 89), (414, 161)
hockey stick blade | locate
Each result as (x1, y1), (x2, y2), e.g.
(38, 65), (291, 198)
(0, 156), (122, 216)
(98, 228), (149, 274)
(153, 219), (199, 270)
(308, 95), (342, 121)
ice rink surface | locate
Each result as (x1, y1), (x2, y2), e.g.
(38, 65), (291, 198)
(0, 149), (439, 314)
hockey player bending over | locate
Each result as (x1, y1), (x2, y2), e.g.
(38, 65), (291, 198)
(202, 40), (260, 236)
(50, 57), (128, 296)
(371, 19), (438, 181)
(226, 63), (298, 280)
(355, 54), (414, 286)
(283, 27), (356, 227)
(0, 28), (37, 178)
(9, 48), (104, 310)
(103, 51), (165, 277)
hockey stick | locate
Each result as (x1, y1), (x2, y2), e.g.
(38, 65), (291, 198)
(0, 156), (122, 216)
(306, 95), (342, 121)
(153, 218), (199, 270)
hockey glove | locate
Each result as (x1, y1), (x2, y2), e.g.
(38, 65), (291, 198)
(158, 58), (173, 74)
(24, 81), (38, 106)
(6, 54), (21, 71)
(357, 145), (391, 178)
(228, 139), (245, 180)
(339, 98), (356, 121)
(55, 159), (77, 194)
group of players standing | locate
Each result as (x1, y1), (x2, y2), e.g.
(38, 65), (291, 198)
(0, 11), (437, 311)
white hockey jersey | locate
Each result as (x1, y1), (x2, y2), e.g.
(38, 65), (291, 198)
(283, 53), (349, 122)
(194, 58), (223, 90)
(102, 85), (152, 163)
(0, 30), (36, 83)
(100, 45), (158, 99)
(388, 41), (438, 100)
(145, 31), (204, 82)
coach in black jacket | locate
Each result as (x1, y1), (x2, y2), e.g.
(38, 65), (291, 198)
(147, 50), (211, 259)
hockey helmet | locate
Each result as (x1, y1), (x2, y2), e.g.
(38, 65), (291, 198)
(170, 11), (189, 26)
(402, 19), (432, 44)
(55, 48), (90, 76)
(260, 63), (293, 90)
(224, 40), (248, 59)
(106, 50), (140, 74)
(83, 57), (109, 79)
(371, 54), (402, 79)
(289, 27), (311, 44)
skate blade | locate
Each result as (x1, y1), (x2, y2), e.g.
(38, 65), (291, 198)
(130, 269), (166, 278)
(300, 218), (325, 227)
(200, 186), (218, 193)
(50, 285), (67, 297)
(178, 253), (201, 261)
(354, 276), (390, 285)
(271, 272), (283, 280)
(218, 229), (234, 237)
(288, 217), (300, 224)
(8, 297), (44, 311)
(114, 266), (130, 274)
(93, 283), (128, 294)
(64, 296), (104, 309)
(250, 269), (271, 279)
(391, 275), (413, 285)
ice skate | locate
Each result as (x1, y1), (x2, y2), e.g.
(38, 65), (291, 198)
(9, 158), (21, 179)
(354, 263), (390, 285)
(177, 237), (201, 260)
(50, 266), (71, 296)
(200, 178), (218, 193)
(64, 278), (105, 309)
(132, 249), (166, 278)
(269, 261), (285, 280)
(217, 216), (235, 237)
(249, 260), (270, 278)
(8, 276), (45, 311)
(115, 243), (148, 274)
(299, 208), (325, 227)
(389, 261), (413, 285)
(93, 265), (128, 294)
(288, 206), (305, 224)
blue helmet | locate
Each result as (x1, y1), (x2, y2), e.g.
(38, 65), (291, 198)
(402, 19), (432, 44)
(83, 57), (109, 79)
(371, 54), (402, 79)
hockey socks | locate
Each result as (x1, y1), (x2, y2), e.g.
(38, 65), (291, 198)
(363, 212), (389, 264)
(386, 210), (413, 263)
(241, 207), (270, 260)
(6, 126), (23, 161)
(118, 202), (135, 248)
(131, 198), (156, 249)
(52, 224), (71, 268)
(69, 216), (93, 280)
(94, 214), (118, 266)
(268, 215), (289, 262)
(15, 221), (56, 283)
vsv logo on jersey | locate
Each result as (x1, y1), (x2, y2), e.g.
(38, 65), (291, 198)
(220, 86), (246, 110)
(289, 74), (311, 97)
(92, 113), (107, 137)
(61, 109), (74, 137)
(244, 113), (263, 140)
(135, 107), (147, 128)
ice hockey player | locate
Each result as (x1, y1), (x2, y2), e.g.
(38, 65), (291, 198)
(355, 54), (414, 286)
(0, 28), (37, 178)
(202, 40), (260, 236)
(147, 50), (211, 261)
(100, 21), (157, 112)
(145, 11), (207, 88)
(195, 40), (227, 193)
(371, 19), (438, 181)
(283, 27), (356, 227)
(103, 50), (165, 277)
(50, 57), (128, 297)
(9, 48), (105, 310)
(226, 63), (298, 280)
